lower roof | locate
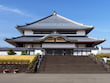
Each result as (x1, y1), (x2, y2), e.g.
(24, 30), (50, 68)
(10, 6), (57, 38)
(5, 34), (105, 46)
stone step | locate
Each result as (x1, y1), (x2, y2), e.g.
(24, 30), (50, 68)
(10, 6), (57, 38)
(37, 55), (107, 73)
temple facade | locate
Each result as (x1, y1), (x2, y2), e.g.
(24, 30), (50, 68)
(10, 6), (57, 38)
(5, 12), (105, 55)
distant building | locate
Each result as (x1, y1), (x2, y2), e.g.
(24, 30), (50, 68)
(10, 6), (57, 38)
(1, 12), (105, 55)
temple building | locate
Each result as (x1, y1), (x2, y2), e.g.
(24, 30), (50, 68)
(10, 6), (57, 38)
(5, 12), (105, 55)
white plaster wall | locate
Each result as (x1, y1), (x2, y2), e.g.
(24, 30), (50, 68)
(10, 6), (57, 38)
(15, 51), (21, 55)
(91, 49), (110, 55)
(30, 51), (35, 55)
(35, 50), (42, 55)
(24, 30), (33, 35)
(73, 52), (90, 56)
(98, 50), (110, 53)
(0, 51), (8, 55)
(77, 30), (86, 35)
(91, 50), (99, 55)
(0, 51), (21, 55)
(24, 30), (85, 36)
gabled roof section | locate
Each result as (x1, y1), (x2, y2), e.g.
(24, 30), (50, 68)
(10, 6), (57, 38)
(16, 12), (94, 31)
(40, 33), (74, 42)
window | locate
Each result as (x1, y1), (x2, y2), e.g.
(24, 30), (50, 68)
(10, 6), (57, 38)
(57, 30), (76, 34)
(33, 30), (77, 34)
(33, 30), (52, 34)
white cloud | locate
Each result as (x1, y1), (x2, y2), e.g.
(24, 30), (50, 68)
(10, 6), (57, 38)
(0, 5), (31, 17)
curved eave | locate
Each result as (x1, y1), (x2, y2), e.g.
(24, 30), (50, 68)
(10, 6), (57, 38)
(5, 38), (105, 45)
(5, 39), (17, 46)
(5, 39), (41, 43)
(74, 40), (105, 46)
(16, 26), (94, 35)
(5, 39), (41, 46)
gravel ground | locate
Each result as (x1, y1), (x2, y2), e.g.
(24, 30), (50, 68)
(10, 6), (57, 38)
(0, 73), (110, 83)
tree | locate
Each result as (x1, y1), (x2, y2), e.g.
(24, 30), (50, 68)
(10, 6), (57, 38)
(7, 49), (16, 55)
(21, 50), (28, 55)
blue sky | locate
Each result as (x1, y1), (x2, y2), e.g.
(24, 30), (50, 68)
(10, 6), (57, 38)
(0, 0), (110, 47)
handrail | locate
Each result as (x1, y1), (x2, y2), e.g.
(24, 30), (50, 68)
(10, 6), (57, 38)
(100, 59), (110, 71)
(89, 55), (110, 72)
(35, 55), (44, 72)
(37, 55), (44, 69)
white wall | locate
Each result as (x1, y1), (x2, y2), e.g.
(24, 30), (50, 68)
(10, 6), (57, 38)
(0, 51), (36, 55)
(30, 51), (35, 55)
(77, 30), (86, 35)
(91, 50), (99, 55)
(24, 30), (33, 35)
(35, 50), (42, 55)
(0, 51), (21, 55)
(24, 30), (86, 36)
(0, 51), (8, 55)
(23, 30), (86, 36)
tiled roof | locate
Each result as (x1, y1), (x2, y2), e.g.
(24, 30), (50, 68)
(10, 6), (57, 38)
(68, 36), (105, 42)
(6, 36), (42, 42)
(5, 35), (105, 42)
(17, 13), (93, 30)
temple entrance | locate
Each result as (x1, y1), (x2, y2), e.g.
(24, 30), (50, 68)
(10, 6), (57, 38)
(45, 49), (73, 55)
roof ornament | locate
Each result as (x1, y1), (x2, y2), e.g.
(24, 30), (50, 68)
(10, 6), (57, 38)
(52, 11), (57, 15)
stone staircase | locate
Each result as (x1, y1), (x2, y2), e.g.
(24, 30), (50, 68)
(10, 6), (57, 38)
(37, 55), (107, 73)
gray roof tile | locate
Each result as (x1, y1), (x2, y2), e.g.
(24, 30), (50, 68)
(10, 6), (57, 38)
(6, 35), (105, 42)
(17, 14), (93, 30)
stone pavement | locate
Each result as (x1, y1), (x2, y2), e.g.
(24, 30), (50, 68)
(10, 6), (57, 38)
(0, 74), (110, 83)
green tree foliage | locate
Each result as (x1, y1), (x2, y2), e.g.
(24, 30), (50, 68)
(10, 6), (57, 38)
(21, 50), (28, 55)
(7, 49), (16, 55)
(28, 55), (39, 69)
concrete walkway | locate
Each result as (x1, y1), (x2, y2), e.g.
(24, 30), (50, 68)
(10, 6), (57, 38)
(0, 74), (110, 83)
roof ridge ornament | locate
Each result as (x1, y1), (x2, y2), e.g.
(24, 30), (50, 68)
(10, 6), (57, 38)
(52, 11), (57, 15)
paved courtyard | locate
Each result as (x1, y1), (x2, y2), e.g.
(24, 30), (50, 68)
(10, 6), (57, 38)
(0, 73), (110, 83)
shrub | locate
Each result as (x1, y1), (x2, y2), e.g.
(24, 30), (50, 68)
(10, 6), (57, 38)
(7, 49), (16, 55)
(0, 55), (35, 62)
(95, 53), (110, 59)
(28, 55), (39, 69)
(21, 50), (28, 55)
(98, 53), (110, 57)
(107, 60), (110, 64)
